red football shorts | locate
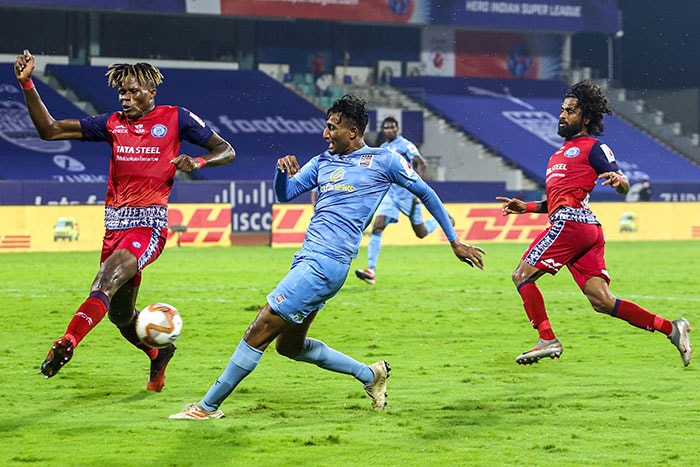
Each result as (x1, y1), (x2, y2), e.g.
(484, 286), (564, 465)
(522, 219), (610, 290)
(100, 227), (168, 286)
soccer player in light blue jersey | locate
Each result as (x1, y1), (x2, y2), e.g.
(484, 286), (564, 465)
(170, 95), (485, 420)
(355, 116), (451, 285)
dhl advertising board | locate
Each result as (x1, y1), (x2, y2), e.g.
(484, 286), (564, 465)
(0, 204), (243, 253)
(2, 202), (699, 253)
(271, 202), (700, 247)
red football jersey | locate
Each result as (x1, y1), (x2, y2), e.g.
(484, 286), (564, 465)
(545, 135), (620, 216)
(80, 106), (213, 209)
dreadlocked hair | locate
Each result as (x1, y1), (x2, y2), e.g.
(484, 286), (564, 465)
(105, 62), (164, 89)
(566, 80), (612, 136)
(327, 94), (368, 134)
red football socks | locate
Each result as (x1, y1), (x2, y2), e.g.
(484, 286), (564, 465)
(518, 281), (556, 340)
(64, 291), (110, 347)
(612, 299), (673, 334)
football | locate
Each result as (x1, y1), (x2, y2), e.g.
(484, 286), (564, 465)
(135, 302), (183, 348)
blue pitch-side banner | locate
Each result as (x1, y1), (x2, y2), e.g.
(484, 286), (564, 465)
(0, 66), (110, 182)
(0, 0), (620, 34)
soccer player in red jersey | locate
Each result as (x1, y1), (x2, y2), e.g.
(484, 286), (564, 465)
(14, 49), (235, 390)
(497, 80), (692, 366)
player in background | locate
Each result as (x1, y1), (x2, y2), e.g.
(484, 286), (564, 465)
(14, 49), (235, 390)
(355, 116), (452, 285)
(170, 94), (485, 419)
(497, 80), (691, 366)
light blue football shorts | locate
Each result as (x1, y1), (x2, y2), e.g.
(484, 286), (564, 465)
(375, 188), (424, 225)
(267, 248), (349, 324)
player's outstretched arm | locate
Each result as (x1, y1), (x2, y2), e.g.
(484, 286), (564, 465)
(14, 49), (83, 140)
(172, 133), (235, 172)
(496, 197), (547, 215)
(598, 170), (629, 195)
(449, 240), (485, 270)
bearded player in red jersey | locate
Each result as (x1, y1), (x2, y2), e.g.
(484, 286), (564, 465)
(497, 80), (691, 367)
(14, 49), (235, 390)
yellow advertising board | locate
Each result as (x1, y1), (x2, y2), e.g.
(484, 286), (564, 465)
(2, 202), (698, 253)
(271, 202), (700, 247)
(0, 204), (237, 253)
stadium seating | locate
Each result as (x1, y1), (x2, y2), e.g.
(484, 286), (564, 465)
(391, 76), (700, 189)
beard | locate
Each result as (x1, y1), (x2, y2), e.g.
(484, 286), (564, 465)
(557, 120), (585, 139)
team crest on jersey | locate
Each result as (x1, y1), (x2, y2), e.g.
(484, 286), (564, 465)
(329, 168), (345, 182)
(151, 124), (168, 138)
(600, 143), (615, 162)
(359, 154), (374, 167)
(564, 147), (580, 158)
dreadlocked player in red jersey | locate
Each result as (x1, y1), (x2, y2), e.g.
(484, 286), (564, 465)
(497, 80), (691, 367)
(14, 49), (235, 390)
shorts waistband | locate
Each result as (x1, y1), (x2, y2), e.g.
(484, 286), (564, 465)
(550, 206), (600, 225)
(104, 205), (168, 230)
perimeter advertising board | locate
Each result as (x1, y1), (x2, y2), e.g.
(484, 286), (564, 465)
(271, 203), (700, 248)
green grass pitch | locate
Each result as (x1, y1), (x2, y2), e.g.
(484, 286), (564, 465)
(1, 241), (698, 466)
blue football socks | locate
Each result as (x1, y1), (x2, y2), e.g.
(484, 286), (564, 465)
(294, 338), (374, 385)
(367, 232), (382, 271)
(200, 339), (263, 411)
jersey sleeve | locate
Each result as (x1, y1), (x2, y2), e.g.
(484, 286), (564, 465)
(405, 140), (421, 160)
(589, 141), (621, 174)
(178, 107), (215, 146)
(385, 149), (420, 188)
(79, 113), (111, 142)
(274, 156), (319, 202)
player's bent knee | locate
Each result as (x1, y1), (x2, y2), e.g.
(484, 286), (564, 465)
(108, 307), (135, 328)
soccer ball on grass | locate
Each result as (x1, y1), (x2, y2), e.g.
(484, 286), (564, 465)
(136, 302), (183, 348)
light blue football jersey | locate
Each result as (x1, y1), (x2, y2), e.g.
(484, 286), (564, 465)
(274, 144), (456, 262)
(381, 135), (422, 202)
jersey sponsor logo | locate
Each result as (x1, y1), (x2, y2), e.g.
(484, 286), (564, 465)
(546, 163), (567, 176)
(359, 154), (374, 167)
(116, 145), (162, 155)
(564, 147), (580, 158)
(151, 124), (168, 138)
(112, 125), (128, 134)
(133, 123), (146, 135)
(600, 143), (615, 162)
(320, 182), (355, 194)
(274, 293), (286, 304)
(329, 168), (345, 182)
